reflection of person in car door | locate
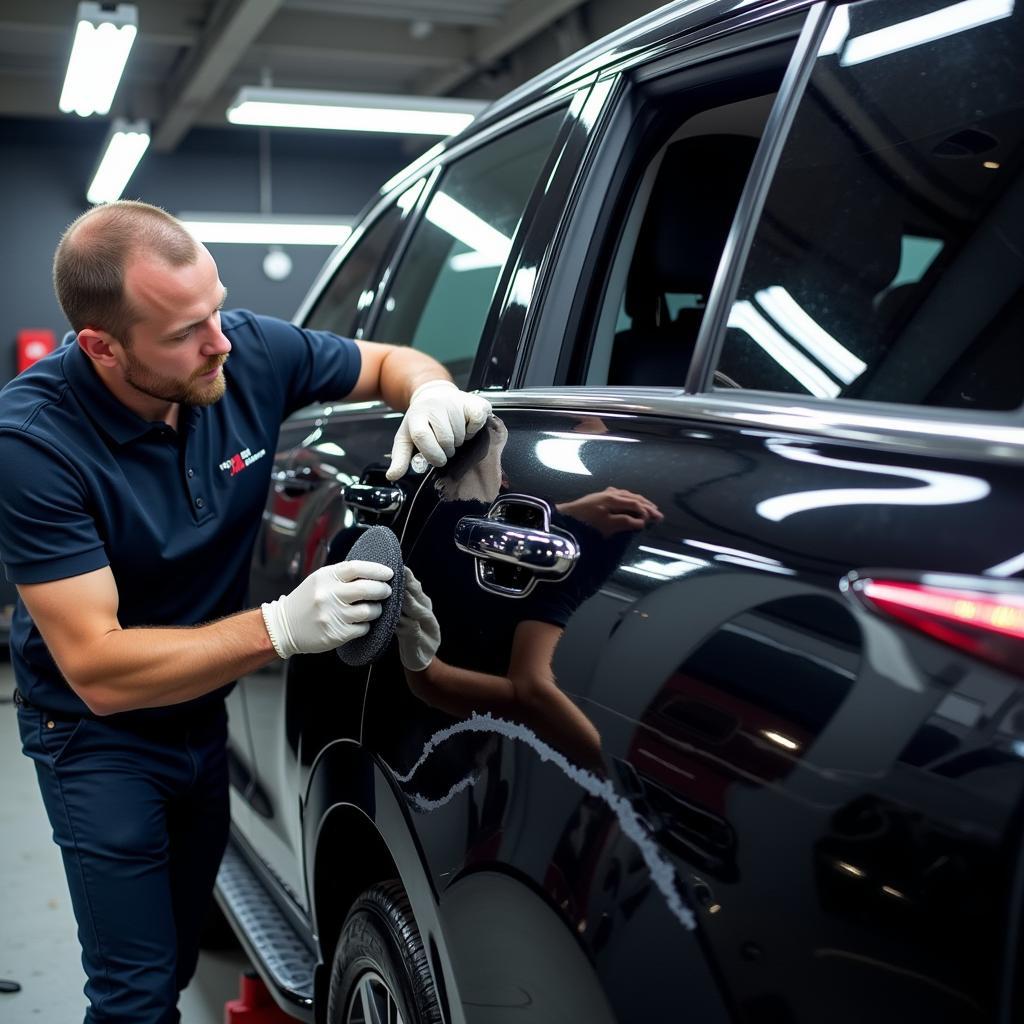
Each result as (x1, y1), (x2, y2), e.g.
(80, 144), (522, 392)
(0, 199), (490, 1024)
(394, 483), (663, 774)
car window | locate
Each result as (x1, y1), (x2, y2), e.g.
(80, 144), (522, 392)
(716, 0), (1024, 411)
(585, 92), (778, 387)
(304, 179), (424, 336)
(371, 108), (565, 388)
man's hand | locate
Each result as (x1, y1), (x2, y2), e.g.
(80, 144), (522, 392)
(395, 567), (441, 671)
(555, 487), (664, 537)
(386, 380), (491, 481)
(261, 560), (394, 660)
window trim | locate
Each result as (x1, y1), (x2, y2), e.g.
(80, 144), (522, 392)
(481, 75), (623, 392)
(684, 1), (832, 396)
(482, 386), (1024, 462)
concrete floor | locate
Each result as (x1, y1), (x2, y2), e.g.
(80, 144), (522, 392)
(0, 659), (252, 1023)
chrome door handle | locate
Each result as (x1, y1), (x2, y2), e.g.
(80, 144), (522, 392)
(343, 483), (404, 515)
(455, 494), (579, 597)
(454, 519), (578, 575)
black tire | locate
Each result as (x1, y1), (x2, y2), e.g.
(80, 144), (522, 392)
(326, 881), (442, 1024)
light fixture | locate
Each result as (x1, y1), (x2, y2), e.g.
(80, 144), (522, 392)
(841, 0), (1014, 66)
(60, 2), (138, 117)
(179, 214), (353, 246)
(226, 87), (486, 136)
(262, 248), (293, 281)
(87, 119), (149, 204)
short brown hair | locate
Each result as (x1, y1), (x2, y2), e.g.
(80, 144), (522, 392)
(53, 200), (198, 345)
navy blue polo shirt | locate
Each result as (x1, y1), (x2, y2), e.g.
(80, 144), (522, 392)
(0, 310), (360, 718)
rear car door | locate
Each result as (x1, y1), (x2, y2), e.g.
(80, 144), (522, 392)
(364, 3), (1024, 1022)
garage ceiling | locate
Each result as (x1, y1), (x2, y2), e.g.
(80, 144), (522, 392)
(0, 0), (665, 152)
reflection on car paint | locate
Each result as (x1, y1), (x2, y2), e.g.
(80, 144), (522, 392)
(391, 711), (697, 931)
(756, 441), (991, 521)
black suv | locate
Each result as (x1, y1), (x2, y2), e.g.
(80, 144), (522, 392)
(215, 2), (1024, 1022)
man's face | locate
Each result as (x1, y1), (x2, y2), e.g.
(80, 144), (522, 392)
(118, 245), (231, 407)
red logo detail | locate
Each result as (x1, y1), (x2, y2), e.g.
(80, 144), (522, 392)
(230, 453), (245, 476)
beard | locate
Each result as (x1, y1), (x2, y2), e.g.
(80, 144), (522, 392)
(123, 350), (228, 407)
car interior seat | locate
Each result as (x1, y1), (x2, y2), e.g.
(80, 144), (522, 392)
(608, 134), (759, 387)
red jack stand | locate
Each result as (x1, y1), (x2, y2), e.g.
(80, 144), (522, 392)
(225, 971), (296, 1023)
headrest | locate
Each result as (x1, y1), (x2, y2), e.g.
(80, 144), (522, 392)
(627, 134), (760, 317)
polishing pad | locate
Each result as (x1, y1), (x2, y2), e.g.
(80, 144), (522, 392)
(335, 525), (405, 667)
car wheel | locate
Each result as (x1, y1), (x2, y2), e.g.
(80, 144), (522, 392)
(326, 881), (442, 1024)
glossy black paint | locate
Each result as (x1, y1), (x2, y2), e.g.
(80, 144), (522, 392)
(221, 1), (1024, 1021)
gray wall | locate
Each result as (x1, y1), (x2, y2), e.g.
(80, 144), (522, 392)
(0, 118), (415, 387)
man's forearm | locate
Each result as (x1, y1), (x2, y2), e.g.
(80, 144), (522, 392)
(377, 346), (451, 411)
(71, 608), (278, 715)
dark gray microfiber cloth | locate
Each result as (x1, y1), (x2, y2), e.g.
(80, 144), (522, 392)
(433, 415), (507, 503)
(335, 525), (405, 667)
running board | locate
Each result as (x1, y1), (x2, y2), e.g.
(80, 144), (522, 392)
(215, 838), (316, 1022)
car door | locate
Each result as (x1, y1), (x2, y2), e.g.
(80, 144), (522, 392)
(231, 182), (424, 901)
(363, 4), (1024, 1023)
(236, 96), (578, 910)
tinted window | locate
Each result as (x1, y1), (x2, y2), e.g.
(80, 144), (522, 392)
(718, 0), (1024, 410)
(305, 179), (423, 335)
(586, 93), (777, 387)
(372, 109), (564, 387)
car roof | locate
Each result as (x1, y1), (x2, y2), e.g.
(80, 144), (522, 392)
(378, 0), (793, 197)
(464, 0), (786, 137)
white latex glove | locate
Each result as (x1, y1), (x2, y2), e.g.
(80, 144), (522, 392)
(395, 567), (441, 672)
(261, 560), (394, 660)
(386, 379), (491, 481)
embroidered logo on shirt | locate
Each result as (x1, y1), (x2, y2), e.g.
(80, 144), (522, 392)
(219, 447), (266, 476)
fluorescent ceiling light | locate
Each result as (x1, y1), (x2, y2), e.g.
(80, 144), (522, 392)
(179, 215), (353, 246)
(841, 0), (1014, 66)
(754, 286), (866, 385)
(227, 87), (486, 136)
(60, 2), (137, 117)
(728, 301), (840, 399)
(87, 119), (149, 204)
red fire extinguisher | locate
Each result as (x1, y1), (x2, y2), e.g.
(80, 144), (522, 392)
(16, 329), (56, 374)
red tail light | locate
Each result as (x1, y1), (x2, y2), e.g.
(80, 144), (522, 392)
(850, 577), (1024, 679)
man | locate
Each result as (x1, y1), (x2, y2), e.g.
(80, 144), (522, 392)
(0, 200), (489, 1023)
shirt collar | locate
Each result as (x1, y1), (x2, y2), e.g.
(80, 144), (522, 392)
(63, 342), (176, 445)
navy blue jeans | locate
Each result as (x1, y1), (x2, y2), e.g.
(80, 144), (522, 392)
(17, 703), (230, 1024)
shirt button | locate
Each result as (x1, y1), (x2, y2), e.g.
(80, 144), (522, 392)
(195, 497), (205, 509)
(187, 468), (195, 479)
(46, 720), (55, 729)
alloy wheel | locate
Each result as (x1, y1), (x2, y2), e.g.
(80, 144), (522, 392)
(347, 969), (406, 1024)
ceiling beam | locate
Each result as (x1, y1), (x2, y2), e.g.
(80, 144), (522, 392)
(0, 0), (200, 46)
(417, 0), (589, 96)
(152, 0), (286, 153)
(250, 10), (471, 69)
